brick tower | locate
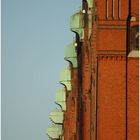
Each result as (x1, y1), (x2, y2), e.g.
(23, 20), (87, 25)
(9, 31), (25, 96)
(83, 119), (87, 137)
(46, 0), (139, 140)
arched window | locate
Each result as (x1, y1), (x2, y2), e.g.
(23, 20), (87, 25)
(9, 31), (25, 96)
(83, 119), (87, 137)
(130, 26), (139, 50)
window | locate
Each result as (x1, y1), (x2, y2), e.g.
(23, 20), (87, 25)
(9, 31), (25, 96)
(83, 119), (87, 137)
(118, 0), (121, 18)
(130, 26), (139, 50)
(106, 0), (108, 19)
(112, 0), (114, 18)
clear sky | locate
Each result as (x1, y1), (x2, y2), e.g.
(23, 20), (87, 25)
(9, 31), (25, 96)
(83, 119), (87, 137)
(1, 0), (81, 140)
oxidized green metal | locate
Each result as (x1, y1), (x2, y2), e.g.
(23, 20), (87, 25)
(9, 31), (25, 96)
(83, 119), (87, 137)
(64, 42), (77, 68)
(88, 9), (92, 39)
(70, 11), (84, 40)
(59, 67), (71, 91)
(55, 88), (66, 111)
(47, 124), (63, 139)
(87, 0), (93, 8)
(49, 109), (64, 124)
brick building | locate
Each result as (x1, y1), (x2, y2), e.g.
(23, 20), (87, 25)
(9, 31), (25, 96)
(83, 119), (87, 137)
(46, 0), (139, 140)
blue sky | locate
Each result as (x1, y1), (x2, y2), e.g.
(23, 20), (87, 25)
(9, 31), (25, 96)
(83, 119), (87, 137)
(1, 0), (81, 140)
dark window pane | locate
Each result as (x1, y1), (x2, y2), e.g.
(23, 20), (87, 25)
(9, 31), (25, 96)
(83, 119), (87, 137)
(130, 26), (139, 50)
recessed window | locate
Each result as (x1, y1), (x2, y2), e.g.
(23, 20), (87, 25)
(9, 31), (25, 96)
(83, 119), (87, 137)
(130, 26), (139, 50)
(112, 0), (114, 18)
(106, 0), (108, 19)
(118, 0), (121, 18)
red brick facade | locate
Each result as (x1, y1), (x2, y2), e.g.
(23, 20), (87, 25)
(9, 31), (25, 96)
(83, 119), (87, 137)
(47, 0), (139, 139)
(75, 0), (139, 139)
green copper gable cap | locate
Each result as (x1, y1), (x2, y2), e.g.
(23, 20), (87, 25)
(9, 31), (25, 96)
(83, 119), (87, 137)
(87, 0), (93, 8)
(64, 42), (77, 68)
(55, 88), (66, 111)
(49, 109), (64, 124)
(65, 42), (77, 58)
(70, 11), (84, 40)
(46, 124), (63, 139)
(59, 67), (71, 91)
